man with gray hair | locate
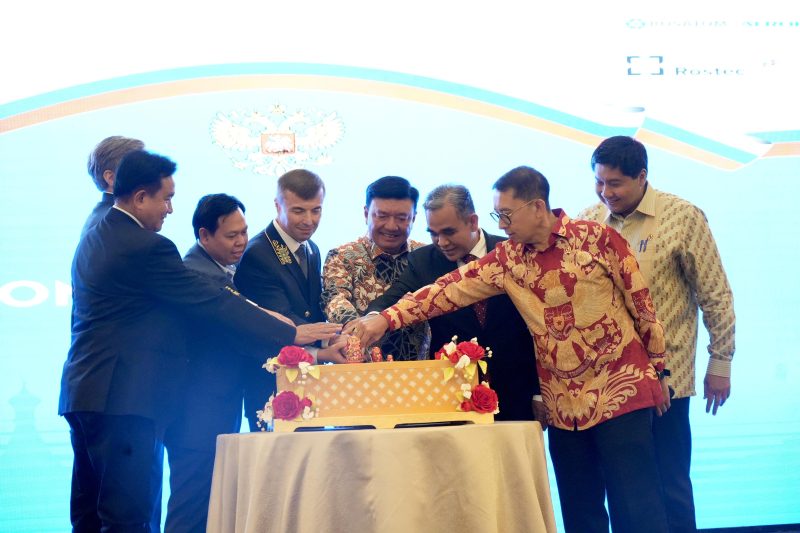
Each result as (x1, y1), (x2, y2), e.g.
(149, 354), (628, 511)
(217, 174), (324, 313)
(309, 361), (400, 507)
(82, 135), (145, 236)
(367, 184), (543, 421)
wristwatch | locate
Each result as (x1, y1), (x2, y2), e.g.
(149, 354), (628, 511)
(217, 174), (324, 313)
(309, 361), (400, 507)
(656, 368), (671, 380)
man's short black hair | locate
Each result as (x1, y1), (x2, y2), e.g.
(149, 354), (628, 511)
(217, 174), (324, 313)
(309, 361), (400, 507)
(591, 136), (648, 178)
(114, 151), (177, 199)
(192, 194), (246, 239)
(365, 176), (419, 211)
(492, 166), (550, 209)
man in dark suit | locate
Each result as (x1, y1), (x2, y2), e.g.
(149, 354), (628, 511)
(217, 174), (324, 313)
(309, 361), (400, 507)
(59, 152), (340, 532)
(235, 168), (341, 431)
(164, 193), (347, 533)
(81, 135), (144, 237)
(367, 184), (544, 422)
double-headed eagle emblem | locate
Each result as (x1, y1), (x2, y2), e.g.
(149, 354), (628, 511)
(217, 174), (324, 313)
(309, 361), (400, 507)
(210, 104), (344, 176)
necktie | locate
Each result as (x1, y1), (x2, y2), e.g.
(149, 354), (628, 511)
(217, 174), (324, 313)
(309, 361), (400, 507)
(296, 243), (309, 278)
(464, 254), (487, 328)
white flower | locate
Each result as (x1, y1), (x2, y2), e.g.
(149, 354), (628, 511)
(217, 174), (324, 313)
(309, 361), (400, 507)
(443, 341), (457, 355)
(263, 357), (280, 373)
(469, 337), (479, 344)
(298, 361), (312, 375)
(256, 400), (274, 428)
(302, 406), (315, 420)
(460, 383), (473, 399)
(455, 354), (470, 369)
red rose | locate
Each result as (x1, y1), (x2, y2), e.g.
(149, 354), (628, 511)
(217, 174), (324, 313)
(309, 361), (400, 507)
(434, 348), (447, 360)
(447, 351), (461, 365)
(470, 384), (498, 414)
(277, 346), (315, 367)
(460, 400), (473, 412)
(456, 341), (485, 362)
(299, 397), (313, 410)
(271, 391), (302, 420)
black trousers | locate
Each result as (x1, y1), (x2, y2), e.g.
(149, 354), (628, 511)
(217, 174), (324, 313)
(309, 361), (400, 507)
(163, 445), (216, 533)
(548, 408), (669, 533)
(653, 397), (697, 533)
(65, 412), (164, 533)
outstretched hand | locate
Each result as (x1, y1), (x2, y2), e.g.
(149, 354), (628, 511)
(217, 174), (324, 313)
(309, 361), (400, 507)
(317, 335), (350, 364)
(344, 314), (390, 347)
(294, 322), (341, 345)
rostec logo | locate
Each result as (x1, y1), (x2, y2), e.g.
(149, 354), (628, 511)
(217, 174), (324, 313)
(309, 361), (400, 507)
(625, 56), (744, 77)
(627, 56), (664, 76)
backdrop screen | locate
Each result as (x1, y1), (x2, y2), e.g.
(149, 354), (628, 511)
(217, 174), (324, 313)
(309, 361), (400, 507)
(1, 2), (798, 531)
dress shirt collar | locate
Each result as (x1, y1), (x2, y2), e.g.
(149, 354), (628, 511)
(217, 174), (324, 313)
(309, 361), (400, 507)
(457, 230), (488, 266)
(364, 234), (409, 260)
(273, 219), (311, 256)
(197, 241), (237, 277)
(524, 208), (570, 252)
(112, 205), (144, 228)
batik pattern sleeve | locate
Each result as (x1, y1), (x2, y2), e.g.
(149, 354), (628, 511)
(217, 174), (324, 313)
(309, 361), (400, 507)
(321, 246), (361, 324)
(381, 252), (506, 330)
(603, 225), (667, 371)
(680, 206), (735, 377)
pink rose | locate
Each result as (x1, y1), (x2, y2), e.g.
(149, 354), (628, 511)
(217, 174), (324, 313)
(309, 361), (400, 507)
(456, 341), (485, 362)
(271, 391), (303, 420)
(277, 346), (315, 367)
(470, 384), (499, 414)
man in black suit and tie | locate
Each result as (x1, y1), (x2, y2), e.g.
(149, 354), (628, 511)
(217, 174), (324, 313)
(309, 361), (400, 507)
(60, 152), (340, 532)
(81, 135), (144, 237)
(235, 168), (344, 431)
(367, 184), (544, 422)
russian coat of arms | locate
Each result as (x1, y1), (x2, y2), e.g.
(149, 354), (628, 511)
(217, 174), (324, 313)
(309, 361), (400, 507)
(210, 104), (344, 176)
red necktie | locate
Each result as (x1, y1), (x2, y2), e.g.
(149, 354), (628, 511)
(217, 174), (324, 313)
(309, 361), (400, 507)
(464, 254), (487, 328)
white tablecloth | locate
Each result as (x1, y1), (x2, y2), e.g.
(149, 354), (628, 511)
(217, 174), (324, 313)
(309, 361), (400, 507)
(207, 421), (556, 533)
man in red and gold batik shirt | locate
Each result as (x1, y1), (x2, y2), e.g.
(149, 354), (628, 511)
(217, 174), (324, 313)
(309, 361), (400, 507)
(349, 166), (670, 533)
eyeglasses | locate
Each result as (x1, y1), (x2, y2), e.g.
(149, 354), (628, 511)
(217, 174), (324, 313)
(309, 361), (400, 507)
(490, 198), (537, 225)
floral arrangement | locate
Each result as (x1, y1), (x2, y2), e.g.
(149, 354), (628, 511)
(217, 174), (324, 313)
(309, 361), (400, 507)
(257, 346), (320, 430)
(435, 336), (491, 383)
(256, 390), (317, 430)
(435, 336), (499, 415)
(459, 382), (499, 414)
(264, 345), (320, 383)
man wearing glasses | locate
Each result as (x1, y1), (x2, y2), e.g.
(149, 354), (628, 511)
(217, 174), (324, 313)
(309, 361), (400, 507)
(322, 176), (429, 360)
(348, 166), (671, 533)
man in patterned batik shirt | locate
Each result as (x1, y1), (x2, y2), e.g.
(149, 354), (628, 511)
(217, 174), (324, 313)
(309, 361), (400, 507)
(349, 166), (671, 533)
(322, 176), (429, 360)
(579, 136), (735, 533)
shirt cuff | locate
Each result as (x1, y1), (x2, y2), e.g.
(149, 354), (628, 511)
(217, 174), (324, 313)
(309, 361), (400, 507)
(532, 395), (543, 402)
(379, 310), (395, 331)
(706, 357), (731, 378)
(305, 346), (319, 363)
